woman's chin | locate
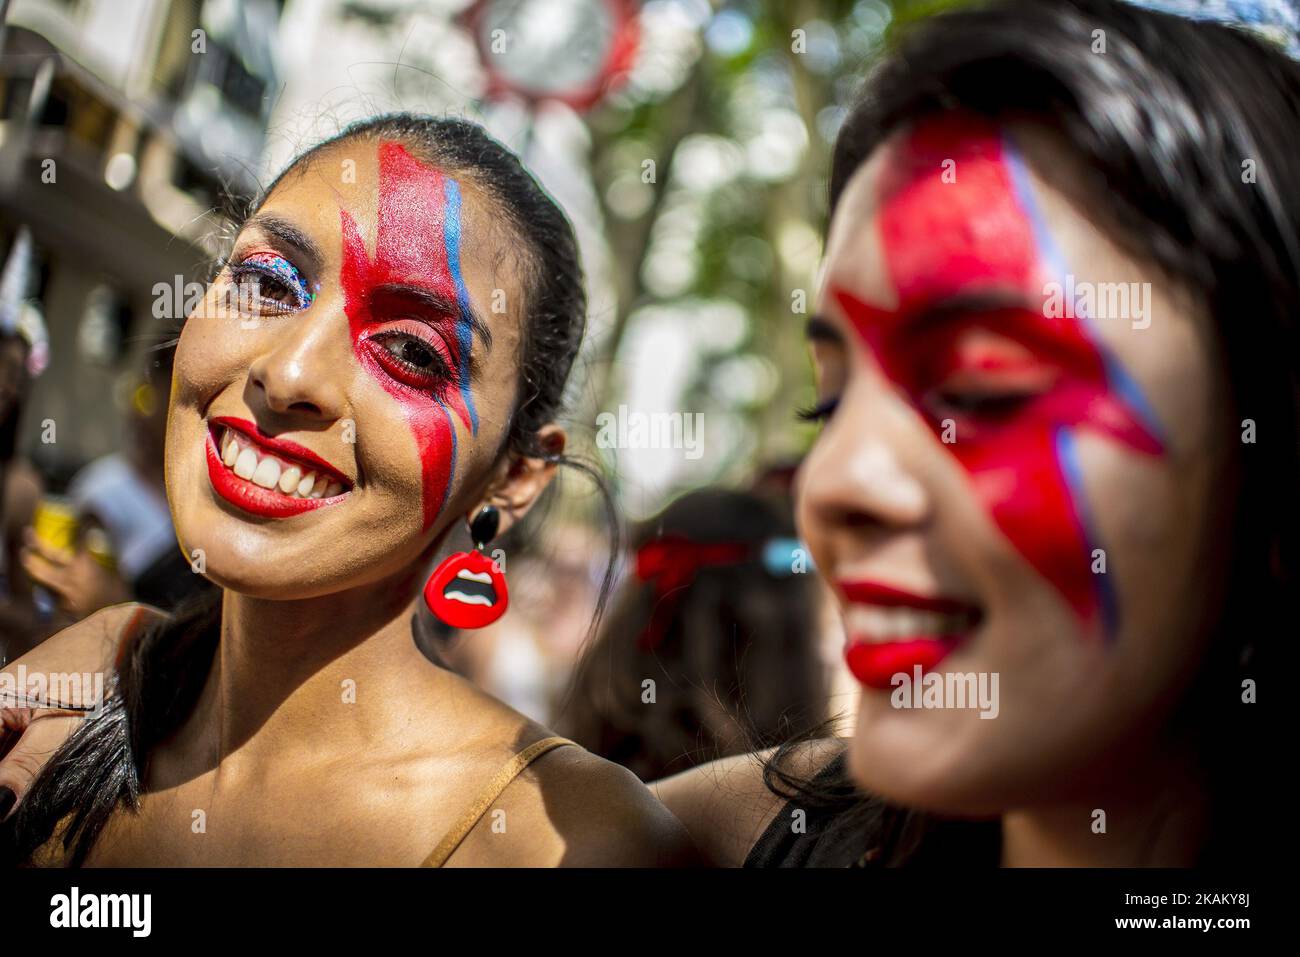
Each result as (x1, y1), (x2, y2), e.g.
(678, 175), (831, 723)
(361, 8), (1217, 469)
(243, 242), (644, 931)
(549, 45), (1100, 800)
(846, 708), (1025, 816)
(194, 559), (337, 601)
(176, 519), (424, 603)
(171, 514), (351, 600)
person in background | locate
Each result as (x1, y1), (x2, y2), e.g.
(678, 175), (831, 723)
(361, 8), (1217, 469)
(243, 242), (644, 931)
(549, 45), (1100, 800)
(0, 226), (49, 661)
(752, 463), (859, 727)
(20, 343), (211, 628)
(560, 487), (828, 782)
(0, 327), (43, 657)
(440, 519), (607, 724)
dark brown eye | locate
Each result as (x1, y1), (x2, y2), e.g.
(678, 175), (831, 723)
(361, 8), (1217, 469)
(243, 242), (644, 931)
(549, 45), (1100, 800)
(238, 274), (291, 305)
(389, 338), (435, 368)
(365, 331), (454, 391)
(228, 253), (312, 313)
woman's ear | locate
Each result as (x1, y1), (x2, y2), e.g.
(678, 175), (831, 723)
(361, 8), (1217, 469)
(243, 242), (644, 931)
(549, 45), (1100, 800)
(479, 424), (566, 538)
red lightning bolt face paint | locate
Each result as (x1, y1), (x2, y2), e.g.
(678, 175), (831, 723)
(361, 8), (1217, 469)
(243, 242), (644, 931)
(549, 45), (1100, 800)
(339, 142), (481, 531)
(833, 114), (1164, 638)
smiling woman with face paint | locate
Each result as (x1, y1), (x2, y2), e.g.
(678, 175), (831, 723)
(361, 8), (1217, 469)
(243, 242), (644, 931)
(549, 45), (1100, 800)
(0, 115), (691, 867)
(653, 0), (1297, 867)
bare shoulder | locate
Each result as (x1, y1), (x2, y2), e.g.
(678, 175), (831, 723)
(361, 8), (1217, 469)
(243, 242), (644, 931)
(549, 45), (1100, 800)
(525, 744), (700, 866)
(402, 672), (695, 867)
(450, 736), (701, 867)
(649, 737), (847, 867)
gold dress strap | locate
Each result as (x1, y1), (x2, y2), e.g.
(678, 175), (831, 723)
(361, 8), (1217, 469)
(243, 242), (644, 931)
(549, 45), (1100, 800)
(420, 736), (578, 867)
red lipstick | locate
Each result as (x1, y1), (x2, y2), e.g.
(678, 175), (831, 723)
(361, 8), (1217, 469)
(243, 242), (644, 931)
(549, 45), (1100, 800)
(211, 416), (351, 486)
(837, 580), (982, 690)
(205, 418), (349, 519)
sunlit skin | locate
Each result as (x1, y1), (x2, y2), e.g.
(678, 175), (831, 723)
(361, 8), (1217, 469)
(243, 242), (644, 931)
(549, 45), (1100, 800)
(169, 141), (511, 599)
(3, 139), (689, 866)
(794, 116), (1236, 864)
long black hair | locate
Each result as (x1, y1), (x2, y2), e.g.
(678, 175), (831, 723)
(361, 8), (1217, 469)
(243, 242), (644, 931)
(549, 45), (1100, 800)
(760, 0), (1298, 867)
(4, 114), (613, 866)
(560, 487), (826, 782)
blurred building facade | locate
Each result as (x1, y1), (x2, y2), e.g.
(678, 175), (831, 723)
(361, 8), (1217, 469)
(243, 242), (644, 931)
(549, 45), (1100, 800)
(0, 0), (281, 481)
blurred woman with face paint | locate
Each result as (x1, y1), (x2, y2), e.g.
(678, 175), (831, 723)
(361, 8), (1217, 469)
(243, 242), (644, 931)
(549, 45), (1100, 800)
(653, 0), (1297, 867)
(0, 115), (691, 866)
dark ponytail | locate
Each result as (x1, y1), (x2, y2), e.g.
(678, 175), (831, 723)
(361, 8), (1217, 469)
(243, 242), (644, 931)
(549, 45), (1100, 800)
(4, 593), (220, 867)
(4, 113), (607, 866)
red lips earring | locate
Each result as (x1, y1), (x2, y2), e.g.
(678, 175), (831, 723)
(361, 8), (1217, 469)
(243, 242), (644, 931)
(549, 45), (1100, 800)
(424, 505), (509, 629)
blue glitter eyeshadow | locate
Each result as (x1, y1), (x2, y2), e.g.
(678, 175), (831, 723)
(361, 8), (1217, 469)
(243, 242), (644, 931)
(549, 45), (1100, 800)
(239, 253), (311, 309)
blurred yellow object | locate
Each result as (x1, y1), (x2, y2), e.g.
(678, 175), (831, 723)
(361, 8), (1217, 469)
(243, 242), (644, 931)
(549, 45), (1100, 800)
(31, 497), (78, 555)
(82, 526), (118, 572)
(133, 382), (156, 417)
(30, 499), (118, 571)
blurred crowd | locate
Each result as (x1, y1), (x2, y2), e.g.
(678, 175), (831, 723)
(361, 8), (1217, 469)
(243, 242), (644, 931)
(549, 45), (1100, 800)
(0, 322), (211, 660)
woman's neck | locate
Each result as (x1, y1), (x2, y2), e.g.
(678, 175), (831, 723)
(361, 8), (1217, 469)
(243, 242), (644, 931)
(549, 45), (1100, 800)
(999, 740), (1209, 867)
(183, 564), (438, 777)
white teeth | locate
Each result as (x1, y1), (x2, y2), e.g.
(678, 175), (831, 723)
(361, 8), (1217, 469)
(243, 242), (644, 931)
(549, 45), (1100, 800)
(847, 605), (973, 644)
(861, 608), (889, 636)
(279, 465), (302, 494)
(456, 569), (493, 584)
(251, 456), (281, 489)
(216, 428), (348, 499)
(233, 447), (258, 480)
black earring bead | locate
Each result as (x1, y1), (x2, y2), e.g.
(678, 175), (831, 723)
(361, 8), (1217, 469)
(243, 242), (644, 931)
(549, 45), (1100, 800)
(470, 505), (500, 549)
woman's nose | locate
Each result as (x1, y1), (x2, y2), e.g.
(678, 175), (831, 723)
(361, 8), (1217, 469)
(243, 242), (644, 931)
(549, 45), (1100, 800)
(245, 310), (349, 422)
(800, 387), (932, 537)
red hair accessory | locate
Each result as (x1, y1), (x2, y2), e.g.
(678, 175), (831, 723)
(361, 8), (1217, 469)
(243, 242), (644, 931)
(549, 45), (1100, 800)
(633, 535), (750, 649)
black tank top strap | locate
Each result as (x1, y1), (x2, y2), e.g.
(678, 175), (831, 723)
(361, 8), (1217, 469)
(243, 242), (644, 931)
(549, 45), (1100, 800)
(744, 752), (874, 867)
(743, 752), (1002, 867)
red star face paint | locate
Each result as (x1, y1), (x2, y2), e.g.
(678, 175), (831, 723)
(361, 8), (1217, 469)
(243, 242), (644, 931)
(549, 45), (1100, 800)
(339, 142), (481, 531)
(833, 115), (1164, 638)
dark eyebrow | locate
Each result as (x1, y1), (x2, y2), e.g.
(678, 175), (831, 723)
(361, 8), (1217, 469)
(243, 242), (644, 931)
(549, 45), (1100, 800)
(806, 315), (844, 344)
(809, 289), (1035, 344)
(235, 218), (494, 358)
(905, 290), (1034, 334)
(240, 214), (324, 274)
